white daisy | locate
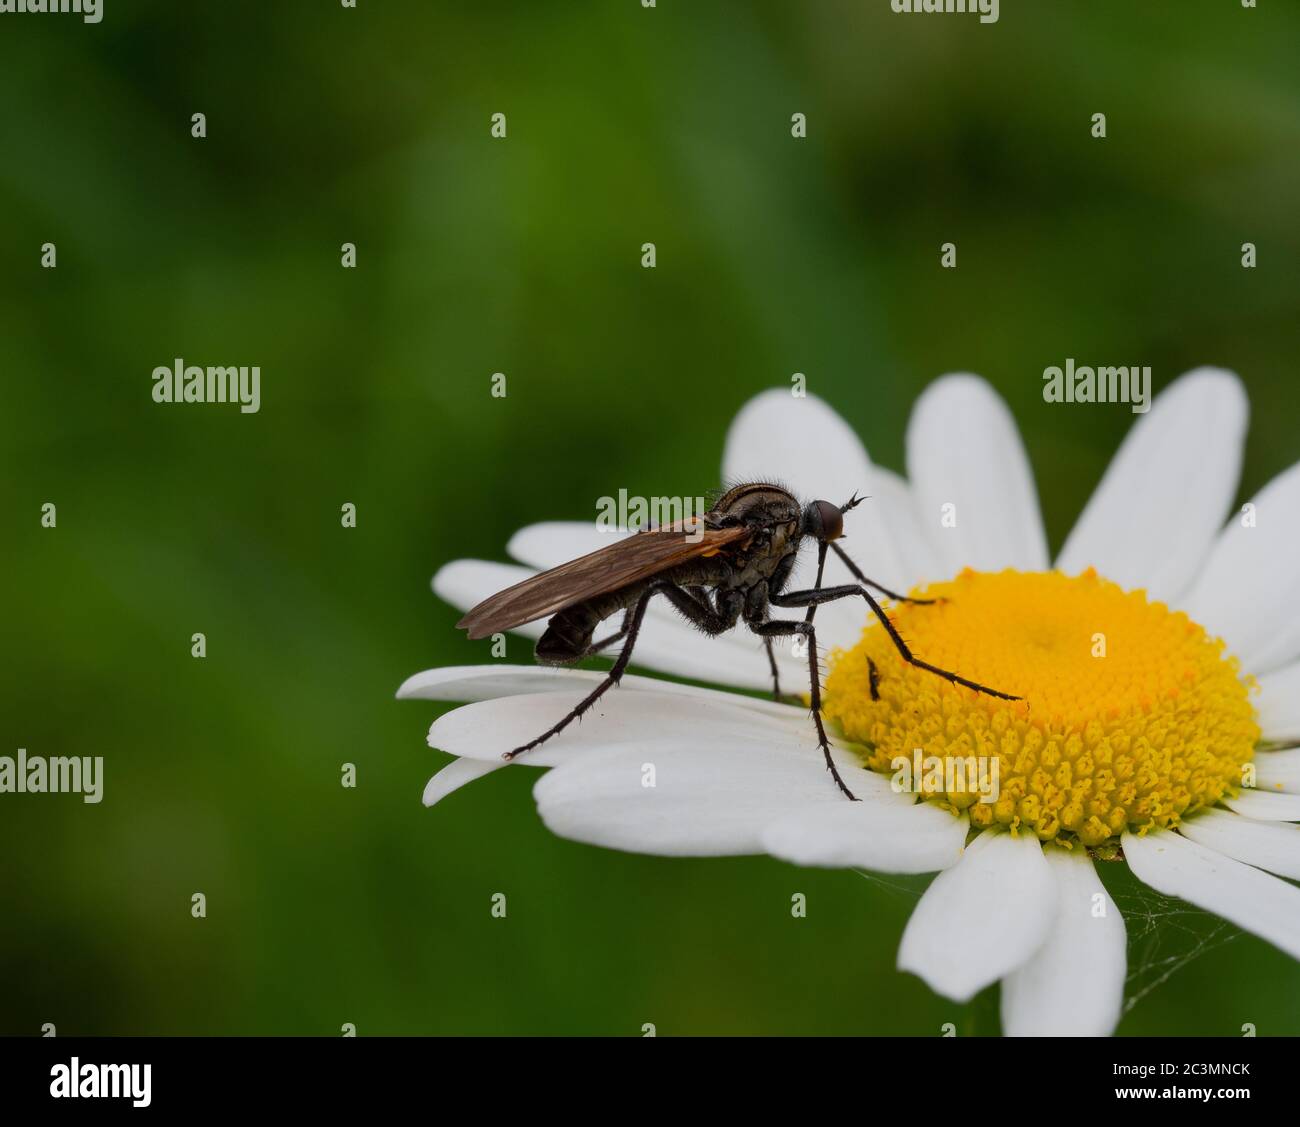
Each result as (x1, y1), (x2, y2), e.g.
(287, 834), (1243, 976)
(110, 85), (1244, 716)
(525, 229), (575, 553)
(399, 368), (1300, 1036)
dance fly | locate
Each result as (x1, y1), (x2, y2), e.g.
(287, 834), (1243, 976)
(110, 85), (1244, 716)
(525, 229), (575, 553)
(457, 482), (1018, 800)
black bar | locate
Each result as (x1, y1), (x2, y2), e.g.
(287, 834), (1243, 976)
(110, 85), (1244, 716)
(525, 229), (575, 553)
(0, 1034), (1288, 1113)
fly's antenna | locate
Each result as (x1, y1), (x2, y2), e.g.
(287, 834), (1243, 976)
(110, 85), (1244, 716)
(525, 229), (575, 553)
(837, 492), (867, 536)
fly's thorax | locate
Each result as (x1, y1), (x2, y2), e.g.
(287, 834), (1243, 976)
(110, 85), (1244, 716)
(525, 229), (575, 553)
(710, 483), (801, 525)
(703, 482), (805, 588)
(719, 526), (803, 589)
(767, 519), (799, 558)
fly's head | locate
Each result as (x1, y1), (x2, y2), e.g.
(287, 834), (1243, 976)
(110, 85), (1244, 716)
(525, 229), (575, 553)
(800, 491), (864, 543)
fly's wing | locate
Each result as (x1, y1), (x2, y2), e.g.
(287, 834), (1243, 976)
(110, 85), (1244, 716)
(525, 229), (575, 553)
(456, 520), (750, 639)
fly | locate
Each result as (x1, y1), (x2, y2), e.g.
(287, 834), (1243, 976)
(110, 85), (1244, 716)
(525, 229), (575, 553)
(456, 482), (1019, 800)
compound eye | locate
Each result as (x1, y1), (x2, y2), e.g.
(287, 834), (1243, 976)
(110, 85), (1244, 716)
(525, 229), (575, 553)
(807, 499), (843, 541)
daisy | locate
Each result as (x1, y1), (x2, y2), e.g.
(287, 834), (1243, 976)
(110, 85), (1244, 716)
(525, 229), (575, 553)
(399, 369), (1300, 1036)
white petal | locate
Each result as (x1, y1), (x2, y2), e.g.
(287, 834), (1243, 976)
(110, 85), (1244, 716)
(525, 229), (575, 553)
(1178, 809), (1300, 881)
(422, 757), (505, 807)
(1223, 790), (1300, 821)
(722, 389), (874, 515)
(1255, 661), (1300, 742)
(397, 664), (800, 718)
(869, 466), (944, 589)
(905, 375), (1049, 575)
(897, 830), (1057, 1003)
(532, 743), (873, 857)
(1254, 748), (1300, 792)
(432, 558), (532, 624)
(399, 664), (641, 703)
(407, 670), (801, 808)
(428, 688), (814, 768)
(1000, 848), (1126, 1036)
(430, 559), (804, 691)
(1054, 369), (1248, 603)
(1123, 830), (1300, 961)
(506, 521), (620, 571)
(1180, 460), (1300, 673)
(404, 670), (803, 808)
(761, 800), (968, 873)
(721, 389), (909, 651)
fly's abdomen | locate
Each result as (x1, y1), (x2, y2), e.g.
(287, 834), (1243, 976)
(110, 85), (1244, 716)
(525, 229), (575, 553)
(536, 602), (602, 664)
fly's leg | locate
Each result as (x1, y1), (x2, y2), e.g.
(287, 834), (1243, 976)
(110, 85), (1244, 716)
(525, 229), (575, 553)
(763, 637), (783, 701)
(770, 583), (1020, 701)
(507, 583), (737, 760)
(579, 610), (632, 658)
(761, 541), (828, 704)
(828, 542), (938, 605)
(747, 617), (857, 801)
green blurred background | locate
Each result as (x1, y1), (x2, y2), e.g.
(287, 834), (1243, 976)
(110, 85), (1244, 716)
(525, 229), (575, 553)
(3, 0), (1299, 1036)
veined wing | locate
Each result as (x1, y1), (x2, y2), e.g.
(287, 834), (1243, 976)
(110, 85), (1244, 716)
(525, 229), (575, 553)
(456, 520), (749, 639)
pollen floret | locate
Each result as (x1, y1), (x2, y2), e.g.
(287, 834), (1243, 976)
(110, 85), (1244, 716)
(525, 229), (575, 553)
(823, 569), (1259, 847)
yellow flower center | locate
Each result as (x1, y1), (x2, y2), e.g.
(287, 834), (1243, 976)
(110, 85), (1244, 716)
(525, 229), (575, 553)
(822, 569), (1259, 848)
